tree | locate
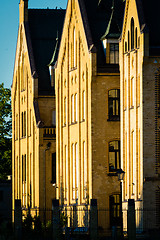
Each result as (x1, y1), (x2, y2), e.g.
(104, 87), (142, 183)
(0, 83), (12, 180)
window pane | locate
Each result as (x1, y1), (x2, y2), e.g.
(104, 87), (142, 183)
(72, 95), (74, 122)
(109, 141), (120, 171)
(75, 94), (78, 122)
(109, 152), (115, 171)
(114, 141), (119, 150)
(108, 90), (120, 120)
(117, 152), (120, 169)
(116, 100), (119, 115)
(113, 100), (115, 115)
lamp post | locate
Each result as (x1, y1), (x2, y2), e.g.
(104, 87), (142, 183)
(117, 168), (125, 238)
(43, 142), (51, 226)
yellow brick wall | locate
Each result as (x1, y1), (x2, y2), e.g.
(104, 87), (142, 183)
(55, 1), (120, 227)
(119, 0), (160, 229)
(12, 1), (56, 220)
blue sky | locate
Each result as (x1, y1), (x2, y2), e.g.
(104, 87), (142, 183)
(0, 0), (67, 89)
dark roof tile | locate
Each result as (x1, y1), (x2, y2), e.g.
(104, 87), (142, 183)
(28, 9), (65, 95)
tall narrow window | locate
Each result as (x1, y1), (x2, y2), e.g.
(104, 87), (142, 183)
(138, 130), (141, 197)
(72, 144), (75, 199)
(64, 97), (66, 125)
(110, 194), (121, 227)
(75, 143), (78, 199)
(21, 57), (24, 91)
(73, 27), (76, 67)
(83, 141), (87, 198)
(29, 110), (31, 136)
(135, 27), (138, 48)
(30, 153), (32, 208)
(21, 112), (23, 137)
(82, 91), (85, 120)
(22, 155), (26, 182)
(24, 111), (26, 137)
(108, 89), (120, 120)
(71, 94), (74, 123)
(131, 131), (135, 195)
(75, 94), (78, 122)
(52, 110), (56, 126)
(128, 31), (130, 51)
(131, 18), (134, 50)
(125, 41), (127, 52)
(16, 114), (18, 140)
(137, 76), (140, 106)
(52, 153), (56, 184)
(125, 133), (127, 198)
(130, 77), (134, 107)
(109, 141), (120, 172)
(124, 79), (127, 109)
(110, 43), (119, 64)
(65, 146), (68, 199)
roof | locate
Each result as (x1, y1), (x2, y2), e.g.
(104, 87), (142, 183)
(136, 0), (160, 54)
(79, 0), (125, 68)
(28, 9), (65, 95)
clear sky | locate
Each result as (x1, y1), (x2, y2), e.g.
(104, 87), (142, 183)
(0, 0), (67, 89)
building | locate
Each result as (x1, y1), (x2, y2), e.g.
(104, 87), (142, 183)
(119, 0), (160, 230)
(55, 0), (124, 229)
(12, 0), (65, 219)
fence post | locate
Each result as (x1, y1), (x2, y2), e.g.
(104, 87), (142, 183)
(14, 199), (22, 240)
(127, 199), (136, 240)
(90, 199), (98, 240)
(52, 199), (61, 240)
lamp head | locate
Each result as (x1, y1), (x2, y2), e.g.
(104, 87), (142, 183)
(117, 168), (125, 181)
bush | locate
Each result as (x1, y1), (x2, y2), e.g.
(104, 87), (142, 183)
(23, 211), (33, 232)
(34, 215), (42, 233)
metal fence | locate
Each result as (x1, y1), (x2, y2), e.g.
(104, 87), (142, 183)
(1, 207), (160, 239)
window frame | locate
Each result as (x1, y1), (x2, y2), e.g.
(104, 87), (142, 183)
(108, 89), (120, 121)
(108, 140), (120, 172)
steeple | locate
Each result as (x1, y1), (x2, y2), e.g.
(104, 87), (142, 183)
(19, 0), (28, 24)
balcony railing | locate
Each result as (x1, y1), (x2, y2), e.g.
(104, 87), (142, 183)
(43, 127), (56, 138)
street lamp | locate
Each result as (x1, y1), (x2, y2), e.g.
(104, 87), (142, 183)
(117, 168), (125, 181)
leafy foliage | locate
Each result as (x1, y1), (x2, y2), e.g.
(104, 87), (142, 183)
(0, 83), (12, 180)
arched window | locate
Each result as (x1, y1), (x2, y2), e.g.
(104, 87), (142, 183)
(109, 141), (120, 172)
(131, 18), (134, 50)
(108, 89), (120, 121)
(128, 31), (130, 51)
(135, 27), (138, 48)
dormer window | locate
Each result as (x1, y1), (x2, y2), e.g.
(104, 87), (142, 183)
(102, 39), (119, 64)
(49, 65), (55, 88)
(110, 43), (119, 64)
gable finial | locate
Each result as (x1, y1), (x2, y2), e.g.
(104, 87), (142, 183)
(19, 0), (28, 23)
(56, 31), (59, 41)
(111, 0), (115, 10)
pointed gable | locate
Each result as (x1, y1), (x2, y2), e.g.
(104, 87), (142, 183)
(136, 0), (160, 51)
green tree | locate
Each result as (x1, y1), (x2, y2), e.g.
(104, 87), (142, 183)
(0, 83), (12, 180)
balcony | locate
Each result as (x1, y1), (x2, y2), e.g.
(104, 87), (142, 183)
(43, 127), (56, 139)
